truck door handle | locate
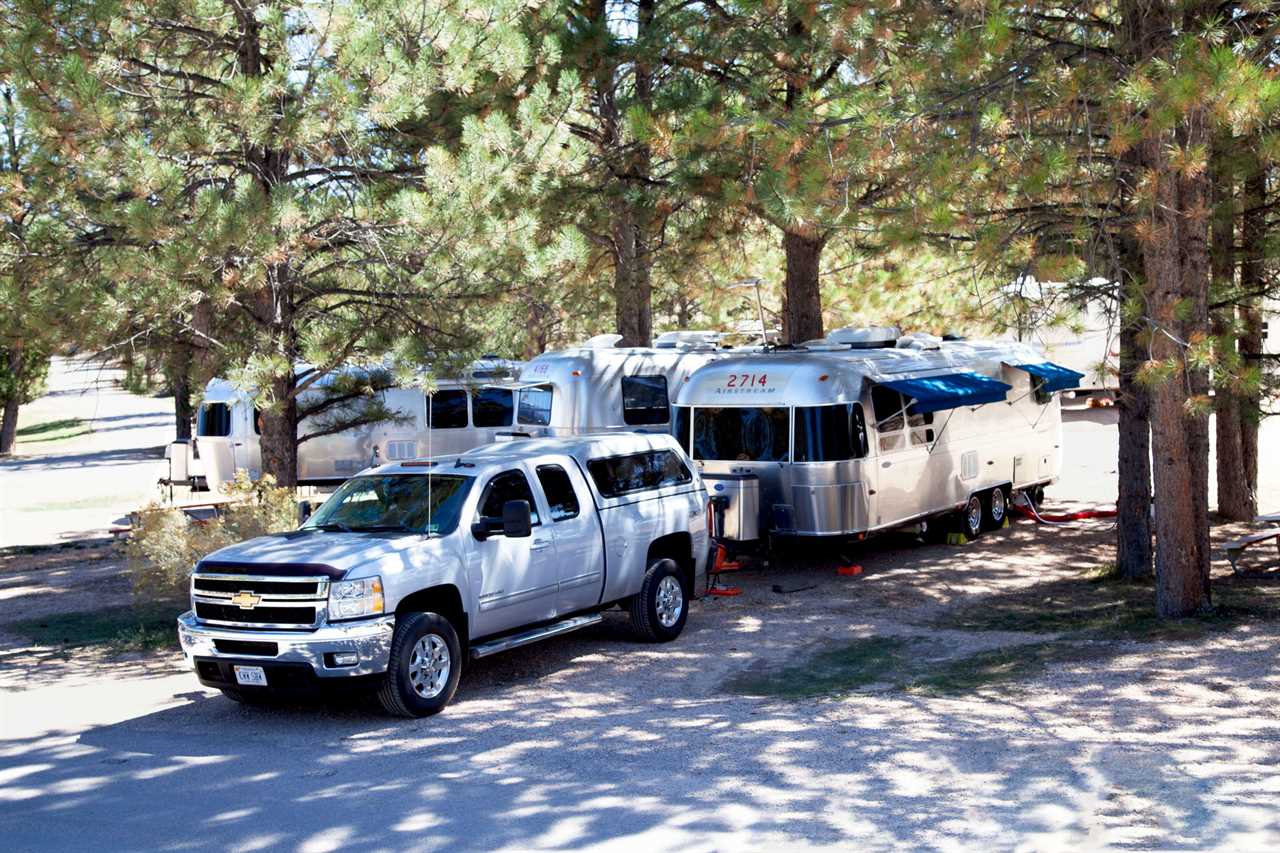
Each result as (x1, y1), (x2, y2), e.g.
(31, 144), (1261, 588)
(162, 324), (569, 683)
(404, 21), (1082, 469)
(530, 539), (552, 552)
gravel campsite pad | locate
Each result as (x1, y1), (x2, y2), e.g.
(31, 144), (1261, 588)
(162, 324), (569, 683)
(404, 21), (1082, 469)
(2, 511), (1279, 849)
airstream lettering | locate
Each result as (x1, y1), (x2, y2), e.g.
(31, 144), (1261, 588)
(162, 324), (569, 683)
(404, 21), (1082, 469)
(674, 328), (1082, 543)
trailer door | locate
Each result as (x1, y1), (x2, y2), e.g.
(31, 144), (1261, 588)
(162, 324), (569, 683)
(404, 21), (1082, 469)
(870, 387), (930, 527)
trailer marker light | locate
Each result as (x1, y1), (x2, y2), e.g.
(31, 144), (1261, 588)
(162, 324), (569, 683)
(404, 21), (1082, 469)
(818, 374), (829, 381)
(571, 369), (582, 376)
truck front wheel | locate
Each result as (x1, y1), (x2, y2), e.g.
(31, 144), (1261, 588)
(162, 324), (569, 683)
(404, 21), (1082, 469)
(377, 612), (462, 718)
(629, 558), (688, 642)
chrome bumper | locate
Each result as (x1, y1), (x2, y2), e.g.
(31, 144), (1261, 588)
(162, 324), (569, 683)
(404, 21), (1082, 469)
(176, 610), (395, 678)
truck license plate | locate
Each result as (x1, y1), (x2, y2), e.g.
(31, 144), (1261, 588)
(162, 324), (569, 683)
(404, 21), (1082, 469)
(233, 665), (267, 686)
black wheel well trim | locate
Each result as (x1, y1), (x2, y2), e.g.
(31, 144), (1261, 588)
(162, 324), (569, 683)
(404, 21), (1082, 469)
(646, 532), (695, 591)
(395, 584), (469, 648)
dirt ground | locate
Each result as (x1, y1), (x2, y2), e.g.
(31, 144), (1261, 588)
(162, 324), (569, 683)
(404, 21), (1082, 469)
(2, 505), (1279, 849)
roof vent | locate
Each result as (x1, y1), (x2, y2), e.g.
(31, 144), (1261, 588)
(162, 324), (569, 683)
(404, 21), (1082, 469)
(654, 330), (723, 350)
(896, 332), (943, 350)
(581, 333), (624, 349)
(827, 326), (901, 349)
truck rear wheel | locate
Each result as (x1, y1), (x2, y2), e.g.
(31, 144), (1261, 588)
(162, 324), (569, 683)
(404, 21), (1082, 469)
(629, 558), (688, 642)
(377, 612), (462, 718)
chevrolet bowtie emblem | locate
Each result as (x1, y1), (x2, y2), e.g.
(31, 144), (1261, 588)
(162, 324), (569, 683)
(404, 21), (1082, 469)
(230, 591), (262, 610)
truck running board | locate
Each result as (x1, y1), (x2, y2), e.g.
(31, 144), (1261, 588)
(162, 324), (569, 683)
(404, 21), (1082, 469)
(470, 614), (603, 659)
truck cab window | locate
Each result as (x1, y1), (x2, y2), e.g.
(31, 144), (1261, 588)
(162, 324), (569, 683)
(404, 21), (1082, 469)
(535, 465), (580, 521)
(197, 403), (232, 437)
(517, 384), (553, 426)
(477, 470), (540, 528)
(472, 387), (514, 428)
(426, 389), (468, 429)
(621, 375), (670, 426)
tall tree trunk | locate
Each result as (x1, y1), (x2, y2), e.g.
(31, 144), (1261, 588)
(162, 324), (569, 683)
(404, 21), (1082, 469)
(170, 341), (194, 441)
(1115, 249), (1153, 578)
(782, 229), (825, 344)
(1209, 135), (1253, 519)
(1235, 154), (1266, 516)
(613, 200), (653, 347)
(0, 345), (23, 455)
(1140, 129), (1213, 617)
(255, 265), (299, 487)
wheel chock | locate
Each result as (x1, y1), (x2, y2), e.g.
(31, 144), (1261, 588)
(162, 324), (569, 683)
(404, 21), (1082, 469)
(945, 532), (969, 545)
(837, 564), (863, 576)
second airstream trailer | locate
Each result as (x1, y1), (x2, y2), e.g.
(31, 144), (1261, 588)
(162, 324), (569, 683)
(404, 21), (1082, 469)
(673, 327), (1082, 543)
(509, 331), (736, 438)
(194, 359), (523, 492)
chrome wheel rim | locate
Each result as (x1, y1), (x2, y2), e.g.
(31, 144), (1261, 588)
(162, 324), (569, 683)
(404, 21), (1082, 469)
(966, 497), (982, 534)
(408, 634), (451, 699)
(655, 575), (684, 628)
(991, 489), (1006, 522)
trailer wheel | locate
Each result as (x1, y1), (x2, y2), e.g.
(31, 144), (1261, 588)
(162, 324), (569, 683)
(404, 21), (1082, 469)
(629, 558), (688, 642)
(377, 612), (461, 718)
(983, 487), (1008, 531)
(957, 494), (983, 541)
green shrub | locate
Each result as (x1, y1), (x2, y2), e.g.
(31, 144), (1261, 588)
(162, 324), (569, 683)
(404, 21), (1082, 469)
(127, 471), (298, 600)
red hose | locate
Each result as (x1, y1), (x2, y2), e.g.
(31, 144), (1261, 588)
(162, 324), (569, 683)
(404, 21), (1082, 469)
(1013, 504), (1117, 523)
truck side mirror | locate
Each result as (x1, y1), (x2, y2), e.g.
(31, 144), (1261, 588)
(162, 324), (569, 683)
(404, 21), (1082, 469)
(501, 500), (533, 538)
(298, 500), (313, 525)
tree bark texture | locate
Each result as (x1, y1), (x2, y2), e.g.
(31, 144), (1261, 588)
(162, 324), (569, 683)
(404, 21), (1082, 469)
(170, 342), (194, 441)
(1209, 136), (1253, 520)
(782, 229), (825, 344)
(1115, 236), (1153, 578)
(0, 345), (24, 455)
(1121, 0), (1213, 616)
(613, 201), (653, 347)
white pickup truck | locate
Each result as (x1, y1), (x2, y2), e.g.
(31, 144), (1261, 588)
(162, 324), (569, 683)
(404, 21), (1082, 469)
(176, 433), (710, 716)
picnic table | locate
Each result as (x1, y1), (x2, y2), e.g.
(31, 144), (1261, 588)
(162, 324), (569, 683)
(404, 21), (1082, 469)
(1222, 521), (1280, 575)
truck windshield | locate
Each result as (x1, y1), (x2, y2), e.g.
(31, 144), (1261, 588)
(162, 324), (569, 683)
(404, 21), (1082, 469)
(303, 474), (473, 536)
(692, 406), (789, 462)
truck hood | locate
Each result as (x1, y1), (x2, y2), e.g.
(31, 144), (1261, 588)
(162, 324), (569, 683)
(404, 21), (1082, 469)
(197, 530), (423, 578)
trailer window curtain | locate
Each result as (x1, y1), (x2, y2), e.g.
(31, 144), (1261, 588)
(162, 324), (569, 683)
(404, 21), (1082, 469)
(794, 404), (868, 462)
(426, 389), (468, 429)
(672, 405), (692, 454)
(517, 384), (553, 426)
(692, 407), (789, 462)
(621, 375), (670, 425)
(197, 403), (232, 437)
(472, 387), (515, 427)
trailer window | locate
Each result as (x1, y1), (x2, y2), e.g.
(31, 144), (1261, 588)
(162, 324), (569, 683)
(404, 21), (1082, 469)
(872, 387), (934, 450)
(535, 465), (580, 521)
(517, 384), (553, 426)
(426, 389), (468, 429)
(794, 404), (867, 462)
(621, 375), (670, 426)
(197, 403), (232, 437)
(472, 387), (514, 428)
(692, 407), (789, 462)
(587, 450), (693, 498)
(672, 406), (692, 454)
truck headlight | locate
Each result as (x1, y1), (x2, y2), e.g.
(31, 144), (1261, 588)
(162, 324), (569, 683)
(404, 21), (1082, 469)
(329, 576), (384, 621)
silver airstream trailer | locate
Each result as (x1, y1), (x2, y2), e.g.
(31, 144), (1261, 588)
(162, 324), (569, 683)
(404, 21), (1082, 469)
(672, 327), (1082, 543)
(193, 359), (523, 492)
(509, 331), (736, 439)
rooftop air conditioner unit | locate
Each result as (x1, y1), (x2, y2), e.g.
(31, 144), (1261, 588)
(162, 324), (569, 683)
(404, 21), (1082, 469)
(827, 326), (902, 349)
(653, 330), (723, 350)
(896, 332), (943, 350)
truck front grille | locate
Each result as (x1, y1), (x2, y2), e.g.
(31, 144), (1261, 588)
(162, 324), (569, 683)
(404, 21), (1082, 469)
(191, 573), (329, 628)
